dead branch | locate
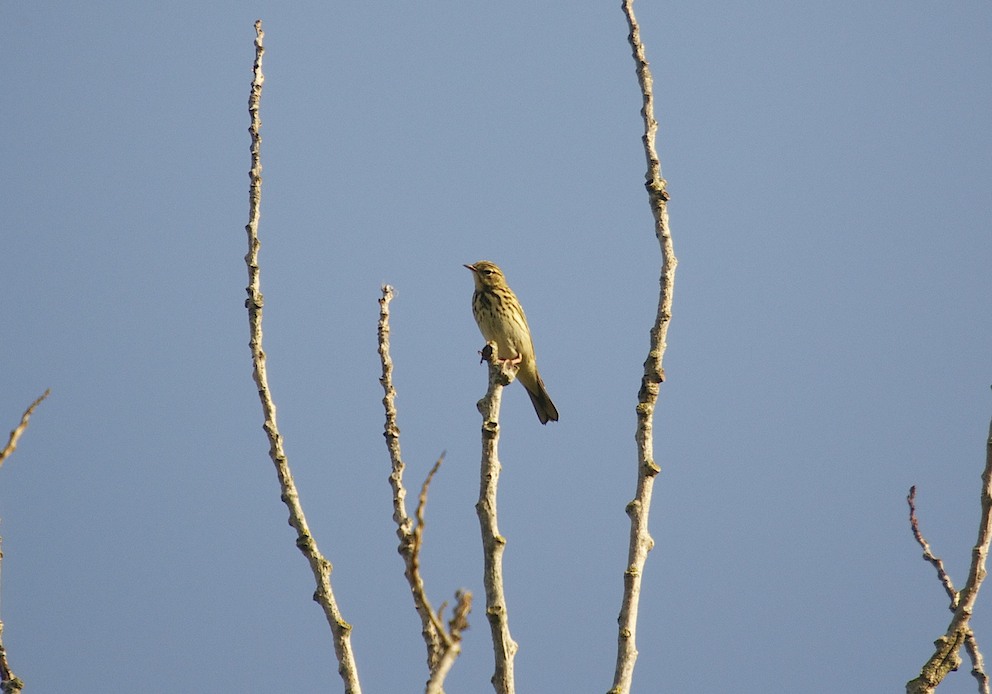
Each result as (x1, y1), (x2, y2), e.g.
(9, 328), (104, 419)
(244, 20), (361, 693)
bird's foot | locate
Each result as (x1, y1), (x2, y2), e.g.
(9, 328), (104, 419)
(477, 345), (521, 366)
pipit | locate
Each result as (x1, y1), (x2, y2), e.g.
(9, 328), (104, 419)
(465, 260), (559, 424)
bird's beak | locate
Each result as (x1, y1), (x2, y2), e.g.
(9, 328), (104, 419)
(464, 263), (477, 273)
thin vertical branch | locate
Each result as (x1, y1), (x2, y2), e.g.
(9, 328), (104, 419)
(611, 2), (676, 693)
(378, 286), (444, 665)
(907, 412), (992, 694)
(476, 347), (518, 694)
(244, 21), (361, 693)
(377, 286), (470, 692)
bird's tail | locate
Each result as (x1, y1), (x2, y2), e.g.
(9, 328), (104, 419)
(524, 376), (559, 425)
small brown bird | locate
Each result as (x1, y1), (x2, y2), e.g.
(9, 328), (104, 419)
(465, 260), (559, 424)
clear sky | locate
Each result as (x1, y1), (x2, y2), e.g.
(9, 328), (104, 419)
(3, 2), (991, 692)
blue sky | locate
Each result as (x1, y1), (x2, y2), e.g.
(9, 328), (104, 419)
(3, 2), (991, 692)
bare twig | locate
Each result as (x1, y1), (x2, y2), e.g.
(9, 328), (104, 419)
(377, 286), (470, 692)
(611, 3), (676, 693)
(244, 21), (361, 693)
(968, 636), (991, 694)
(908, 486), (959, 607)
(907, 414), (992, 694)
(378, 286), (444, 664)
(0, 390), (49, 694)
(475, 346), (518, 694)
(412, 456), (446, 601)
(0, 390), (50, 468)
(427, 589), (473, 694)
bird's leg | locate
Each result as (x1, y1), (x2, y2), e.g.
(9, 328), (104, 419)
(477, 344), (522, 366)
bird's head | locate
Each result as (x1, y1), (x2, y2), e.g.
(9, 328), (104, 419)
(464, 260), (507, 290)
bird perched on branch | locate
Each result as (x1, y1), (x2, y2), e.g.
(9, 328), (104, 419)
(465, 260), (559, 425)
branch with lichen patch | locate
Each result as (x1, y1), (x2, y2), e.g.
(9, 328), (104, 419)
(906, 413), (992, 694)
(475, 345), (518, 694)
(907, 486), (989, 693)
(611, 3), (676, 693)
(244, 20), (361, 693)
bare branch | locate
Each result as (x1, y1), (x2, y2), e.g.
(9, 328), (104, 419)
(908, 486), (959, 608)
(475, 346), (518, 694)
(377, 286), (470, 692)
(244, 20), (361, 693)
(378, 286), (446, 666)
(907, 414), (992, 693)
(611, 2), (676, 692)
(427, 590), (472, 694)
(966, 633), (991, 694)
(0, 390), (50, 468)
(412, 456), (446, 599)
(907, 486), (990, 692)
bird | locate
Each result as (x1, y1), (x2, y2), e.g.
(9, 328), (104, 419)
(465, 260), (559, 424)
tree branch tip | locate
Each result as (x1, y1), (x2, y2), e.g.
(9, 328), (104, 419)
(479, 343), (496, 363)
(908, 486), (918, 505)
